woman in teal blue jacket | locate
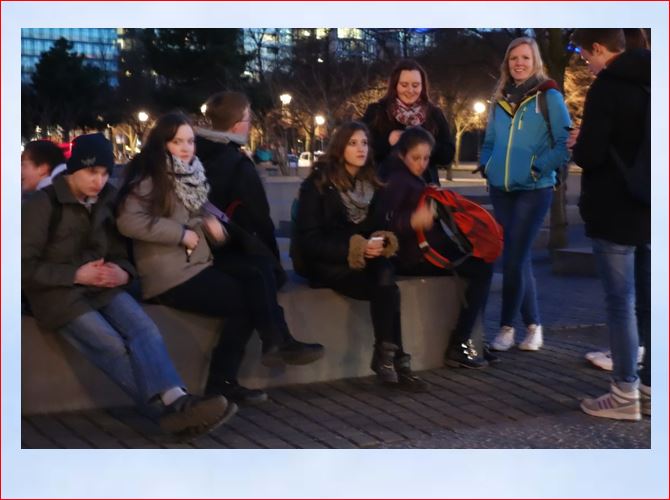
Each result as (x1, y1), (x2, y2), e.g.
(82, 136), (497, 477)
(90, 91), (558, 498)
(480, 37), (571, 353)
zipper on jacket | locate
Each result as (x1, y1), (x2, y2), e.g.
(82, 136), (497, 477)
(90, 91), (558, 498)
(504, 95), (536, 191)
(504, 121), (516, 191)
(518, 106), (528, 130)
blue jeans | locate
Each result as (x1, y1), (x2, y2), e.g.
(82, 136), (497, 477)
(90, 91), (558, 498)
(58, 291), (184, 405)
(489, 186), (553, 327)
(592, 238), (651, 388)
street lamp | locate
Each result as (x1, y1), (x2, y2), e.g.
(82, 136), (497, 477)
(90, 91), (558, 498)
(279, 93), (294, 161)
(473, 101), (486, 114)
(314, 114), (326, 151)
(200, 103), (207, 115)
(138, 111), (149, 123)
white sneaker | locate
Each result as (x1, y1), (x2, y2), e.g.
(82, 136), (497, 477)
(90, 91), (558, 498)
(490, 326), (515, 351)
(518, 324), (543, 351)
(585, 346), (645, 372)
(585, 350), (613, 371)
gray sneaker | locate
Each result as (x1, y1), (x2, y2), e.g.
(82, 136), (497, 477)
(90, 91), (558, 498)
(640, 384), (651, 417)
(580, 383), (641, 421)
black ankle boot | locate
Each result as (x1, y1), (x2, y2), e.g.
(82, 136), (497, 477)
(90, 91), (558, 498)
(394, 353), (429, 392)
(370, 342), (399, 384)
(445, 339), (488, 369)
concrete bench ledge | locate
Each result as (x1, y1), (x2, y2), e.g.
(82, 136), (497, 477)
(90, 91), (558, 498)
(22, 274), (465, 415)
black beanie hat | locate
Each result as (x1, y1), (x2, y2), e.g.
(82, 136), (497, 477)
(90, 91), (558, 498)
(67, 133), (114, 174)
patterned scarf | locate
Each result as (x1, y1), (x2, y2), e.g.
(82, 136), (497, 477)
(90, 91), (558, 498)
(392, 98), (427, 127)
(169, 154), (210, 213)
(339, 178), (375, 224)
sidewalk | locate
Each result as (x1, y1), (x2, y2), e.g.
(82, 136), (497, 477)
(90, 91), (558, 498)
(21, 168), (650, 449)
(22, 253), (650, 449)
(21, 322), (649, 449)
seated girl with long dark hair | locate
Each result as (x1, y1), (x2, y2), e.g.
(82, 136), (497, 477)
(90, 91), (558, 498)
(292, 121), (426, 391)
(116, 112), (323, 405)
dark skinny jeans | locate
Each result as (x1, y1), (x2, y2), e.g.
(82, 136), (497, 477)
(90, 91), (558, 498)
(322, 257), (404, 352)
(155, 255), (288, 384)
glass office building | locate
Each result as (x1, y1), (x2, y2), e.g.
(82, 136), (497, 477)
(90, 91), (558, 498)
(21, 28), (120, 85)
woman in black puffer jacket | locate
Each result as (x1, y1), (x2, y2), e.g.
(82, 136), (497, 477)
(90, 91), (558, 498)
(292, 121), (426, 391)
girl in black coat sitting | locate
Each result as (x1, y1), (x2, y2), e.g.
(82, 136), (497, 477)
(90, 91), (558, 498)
(292, 121), (426, 391)
(377, 127), (494, 369)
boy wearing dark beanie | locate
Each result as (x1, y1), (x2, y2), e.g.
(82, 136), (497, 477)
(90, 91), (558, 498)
(22, 133), (237, 437)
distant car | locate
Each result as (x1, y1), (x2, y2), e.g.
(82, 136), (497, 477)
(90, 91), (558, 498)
(297, 151), (325, 168)
(287, 154), (299, 169)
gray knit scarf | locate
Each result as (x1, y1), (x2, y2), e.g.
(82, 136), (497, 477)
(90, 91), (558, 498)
(169, 154), (210, 213)
(339, 178), (375, 224)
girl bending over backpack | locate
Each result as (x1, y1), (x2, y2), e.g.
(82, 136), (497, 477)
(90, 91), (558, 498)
(377, 127), (495, 369)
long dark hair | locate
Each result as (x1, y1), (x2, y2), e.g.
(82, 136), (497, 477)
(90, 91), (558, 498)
(314, 121), (382, 193)
(395, 126), (435, 157)
(383, 58), (431, 104)
(117, 112), (192, 217)
(375, 59), (439, 137)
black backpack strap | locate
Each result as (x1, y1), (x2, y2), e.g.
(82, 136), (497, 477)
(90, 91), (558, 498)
(537, 91), (555, 149)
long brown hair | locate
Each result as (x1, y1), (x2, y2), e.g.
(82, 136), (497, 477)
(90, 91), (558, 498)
(383, 58), (431, 104)
(314, 121), (382, 193)
(117, 112), (192, 217)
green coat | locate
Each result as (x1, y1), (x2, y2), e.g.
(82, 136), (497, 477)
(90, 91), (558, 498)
(22, 175), (136, 330)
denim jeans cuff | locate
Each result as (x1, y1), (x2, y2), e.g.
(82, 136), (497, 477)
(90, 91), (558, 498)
(612, 378), (639, 393)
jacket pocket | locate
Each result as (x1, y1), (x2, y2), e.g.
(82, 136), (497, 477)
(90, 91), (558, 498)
(529, 154), (539, 181)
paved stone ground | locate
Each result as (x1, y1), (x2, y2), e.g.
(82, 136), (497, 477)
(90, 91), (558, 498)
(22, 323), (649, 449)
(21, 168), (651, 450)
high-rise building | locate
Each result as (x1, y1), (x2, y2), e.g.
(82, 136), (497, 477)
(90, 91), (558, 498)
(242, 28), (436, 80)
(21, 28), (121, 85)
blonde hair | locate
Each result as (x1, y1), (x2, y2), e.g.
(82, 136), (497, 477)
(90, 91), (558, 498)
(493, 37), (548, 101)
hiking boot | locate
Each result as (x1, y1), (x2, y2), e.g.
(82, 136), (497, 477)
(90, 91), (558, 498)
(490, 326), (515, 351)
(580, 383), (641, 421)
(159, 394), (237, 438)
(206, 380), (268, 405)
(262, 339), (325, 367)
(518, 324), (543, 351)
(444, 339), (488, 369)
(370, 342), (399, 384)
(640, 384), (651, 417)
(394, 353), (429, 392)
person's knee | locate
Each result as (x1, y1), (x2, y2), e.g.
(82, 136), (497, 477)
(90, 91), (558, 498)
(371, 258), (397, 287)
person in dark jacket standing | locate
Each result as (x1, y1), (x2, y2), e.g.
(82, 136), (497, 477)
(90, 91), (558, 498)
(293, 121), (426, 390)
(377, 127), (493, 369)
(568, 29), (651, 421)
(361, 59), (455, 184)
(22, 133), (235, 437)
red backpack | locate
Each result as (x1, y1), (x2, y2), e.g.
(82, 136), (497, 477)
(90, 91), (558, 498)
(416, 186), (503, 268)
